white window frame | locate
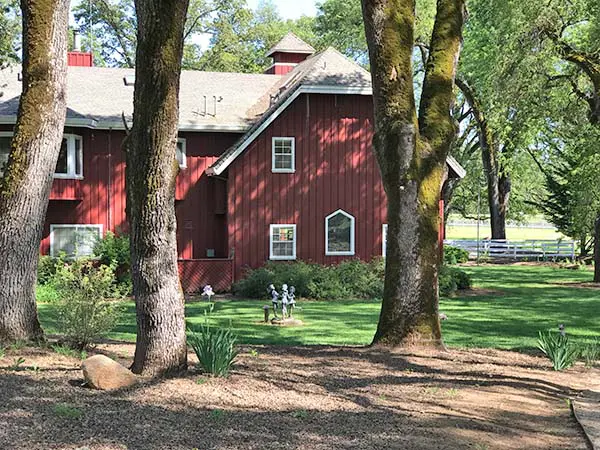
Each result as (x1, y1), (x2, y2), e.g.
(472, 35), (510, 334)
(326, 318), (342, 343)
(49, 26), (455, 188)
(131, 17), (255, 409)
(325, 209), (355, 256)
(177, 137), (187, 169)
(0, 132), (13, 176)
(49, 224), (103, 257)
(53, 134), (83, 179)
(382, 224), (388, 257)
(269, 224), (297, 260)
(271, 137), (295, 173)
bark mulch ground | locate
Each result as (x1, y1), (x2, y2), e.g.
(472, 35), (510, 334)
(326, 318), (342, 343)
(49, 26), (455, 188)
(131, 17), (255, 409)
(0, 344), (597, 450)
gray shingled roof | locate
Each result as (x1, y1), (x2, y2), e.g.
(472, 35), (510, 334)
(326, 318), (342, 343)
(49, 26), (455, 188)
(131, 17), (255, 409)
(266, 32), (316, 57)
(207, 47), (373, 175)
(0, 66), (283, 131)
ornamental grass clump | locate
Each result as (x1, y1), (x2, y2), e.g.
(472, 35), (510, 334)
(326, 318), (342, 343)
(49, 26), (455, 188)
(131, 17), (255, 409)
(188, 307), (238, 377)
(537, 329), (579, 371)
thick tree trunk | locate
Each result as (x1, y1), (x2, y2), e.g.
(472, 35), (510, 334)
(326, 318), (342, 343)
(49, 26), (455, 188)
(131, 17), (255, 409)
(594, 214), (600, 283)
(455, 78), (509, 240)
(482, 144), (507, 239)
(128, 0), (189, 377)
(362, 0), (464, 347)
(0, 0), (69, 344)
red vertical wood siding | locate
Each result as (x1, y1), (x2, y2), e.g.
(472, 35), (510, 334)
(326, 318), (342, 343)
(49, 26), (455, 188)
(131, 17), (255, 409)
(23, 126), (238, 260)
(227, 93), (388, 280)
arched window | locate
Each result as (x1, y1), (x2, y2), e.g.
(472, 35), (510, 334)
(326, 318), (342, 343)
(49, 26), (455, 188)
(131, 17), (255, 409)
(325, 209), (355, 256)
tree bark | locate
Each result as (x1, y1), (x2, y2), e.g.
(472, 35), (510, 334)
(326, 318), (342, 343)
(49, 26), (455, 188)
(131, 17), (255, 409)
(0, 0), (69, 344)
(594, 214), (600, 283)
(127, 0), (190, 377)
(455, 78), (509, 239)
(362, 0), (465, 347)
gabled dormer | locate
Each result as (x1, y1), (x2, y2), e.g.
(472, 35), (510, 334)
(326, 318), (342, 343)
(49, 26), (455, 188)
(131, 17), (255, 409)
(265, 32), (315, 75)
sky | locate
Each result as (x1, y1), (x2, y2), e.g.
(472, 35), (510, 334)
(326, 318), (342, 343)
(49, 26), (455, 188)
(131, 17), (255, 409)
(247, 0), (318, 19)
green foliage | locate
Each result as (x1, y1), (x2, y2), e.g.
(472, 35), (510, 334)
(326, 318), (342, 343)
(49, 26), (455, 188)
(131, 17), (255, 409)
(35, 283), (60, 304)
(0, 0), (20, 68)
(9, 357), (25, 371)
(579, 340), (600, 367)
(537, 330), (579, 371)
(93, 231), (131, 291)
(51, 344), (87, 360)
(443, 245), (469, 265)
(187, 307), (238, 377)
(439, 265), (472, 296)
(53, 259), (122, 350)
(37, 255), (61, 285)
(0, 347), (5, 358)
(52, 403), (83, 419)
(233, 259), (384, 300)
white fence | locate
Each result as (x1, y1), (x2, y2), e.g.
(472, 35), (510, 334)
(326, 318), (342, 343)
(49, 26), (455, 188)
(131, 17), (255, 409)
(444, 239), (576, 261)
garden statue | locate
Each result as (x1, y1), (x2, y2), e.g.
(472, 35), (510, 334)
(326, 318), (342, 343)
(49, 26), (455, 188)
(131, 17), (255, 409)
(268, 284), (280, 317)
(202, 285), (215, 302)
(288, 286), (296, 317)
(281, 284), (289, 317)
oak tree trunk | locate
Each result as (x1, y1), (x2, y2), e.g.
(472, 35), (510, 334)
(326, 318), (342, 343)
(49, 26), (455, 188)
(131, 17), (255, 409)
(594, 214), (600, 283)
(0, 0), (69, 344)
(128, 0), (190, 376)
(455, 78), (509, 240)
(362, 0), (465, 347)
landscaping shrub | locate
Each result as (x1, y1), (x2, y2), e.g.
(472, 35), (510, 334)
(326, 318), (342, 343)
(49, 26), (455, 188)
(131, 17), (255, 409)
(234, 258), (465, 299)
(187, 307), (238, 377)
(36, 283), (60, 304)
(579, 340), (600, 367)
(537, 330), (579, 371)
(38, 255), (62, 285)
(443, 245), (469, 265)
(93, 231), (131, 292)
(53, 259), (123, 349)
(439, 265), (472, 296)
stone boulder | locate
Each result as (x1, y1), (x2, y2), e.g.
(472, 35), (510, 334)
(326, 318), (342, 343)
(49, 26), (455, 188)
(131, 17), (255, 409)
(82, 355), (138, 391)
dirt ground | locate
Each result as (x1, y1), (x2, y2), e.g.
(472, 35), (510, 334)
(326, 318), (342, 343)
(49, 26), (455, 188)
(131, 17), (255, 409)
(0, 344), (597, 450)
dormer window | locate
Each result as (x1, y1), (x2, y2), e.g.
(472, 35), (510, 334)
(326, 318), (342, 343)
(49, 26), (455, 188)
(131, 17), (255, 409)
(54, 134), (83, 179)
(272, 137), (295, 173)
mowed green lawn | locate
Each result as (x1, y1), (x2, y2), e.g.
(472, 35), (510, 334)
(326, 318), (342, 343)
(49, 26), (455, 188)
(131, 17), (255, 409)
(37, 265), (600, 351)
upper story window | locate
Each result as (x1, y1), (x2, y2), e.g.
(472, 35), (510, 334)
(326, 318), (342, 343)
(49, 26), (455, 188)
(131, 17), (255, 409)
(270, 224), (296, 260)
(325, 209), (355, 256)
(0, 132), (11, 177)
(177, 138), (187, 169)
(272, 137), (295, 173)
(50, 224), (102, 257)
(0, 132), (83, 179)
(54, 134), (83, 179)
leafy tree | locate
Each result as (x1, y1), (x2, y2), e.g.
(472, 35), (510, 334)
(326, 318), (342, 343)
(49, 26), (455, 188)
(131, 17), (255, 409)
(362, 0), (465, 346)
(0, 0), (20, 68)
(127, 0), (190, 376)
(0, 0), (70, 343)
(73, 0), (239, 68)
(196, 0), (317, 72)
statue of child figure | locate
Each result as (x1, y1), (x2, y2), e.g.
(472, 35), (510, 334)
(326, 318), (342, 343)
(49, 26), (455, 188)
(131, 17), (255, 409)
(268, 284), (280, 317)
(288, 286), (296, 317)
(280, 284), (289, 318)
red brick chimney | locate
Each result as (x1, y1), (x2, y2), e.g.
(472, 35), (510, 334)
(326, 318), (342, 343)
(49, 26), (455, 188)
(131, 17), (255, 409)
(67, 29), (93, 67)
(265, 32), (315, 75)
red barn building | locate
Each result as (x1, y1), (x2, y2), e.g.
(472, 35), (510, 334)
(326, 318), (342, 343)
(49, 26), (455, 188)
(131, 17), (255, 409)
(0, 33), (464, 292)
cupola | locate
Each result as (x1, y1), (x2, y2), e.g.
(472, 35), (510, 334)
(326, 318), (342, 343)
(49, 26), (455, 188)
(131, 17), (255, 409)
(265, 32), (315, 75)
